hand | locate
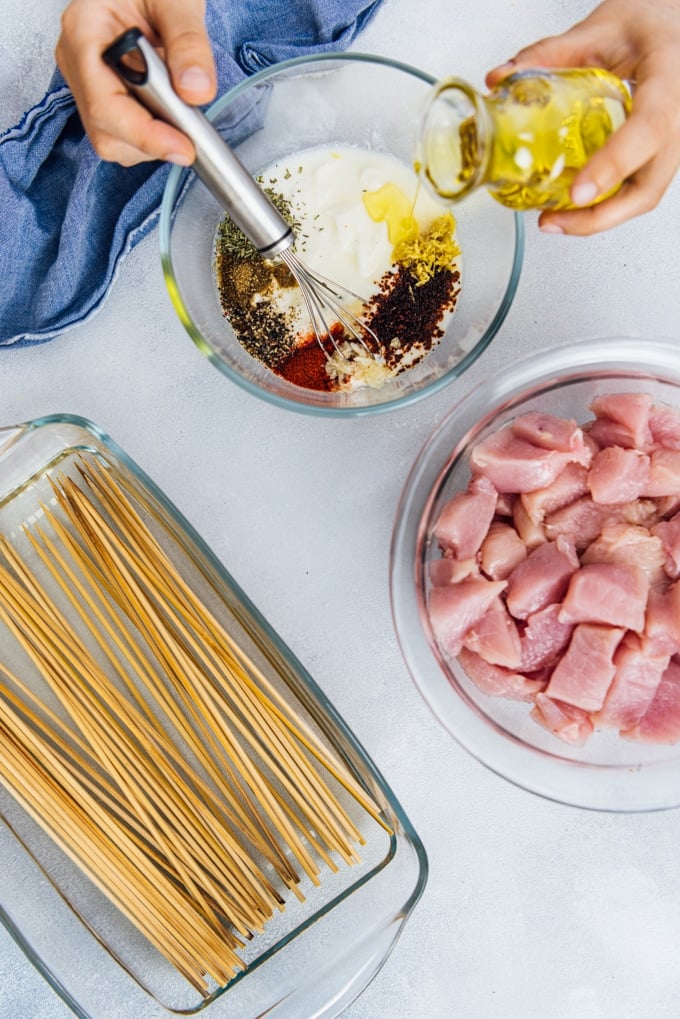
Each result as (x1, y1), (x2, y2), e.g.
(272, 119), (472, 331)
(55, 0), (217, 166)
(486, 0), (680, 235)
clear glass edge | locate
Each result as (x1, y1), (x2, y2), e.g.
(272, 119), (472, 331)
(157, 51), (525, 418)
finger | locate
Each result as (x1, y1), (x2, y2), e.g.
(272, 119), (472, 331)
(486, 25), (601, 87)
(539, 144), (680, 235)
(149, 0), (216, 106)
(57, 21), (196, 164)
(87, 90), (196, 163)
(567, 69), (680, 205)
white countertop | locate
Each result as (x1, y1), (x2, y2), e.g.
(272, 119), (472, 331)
(2, 1), (680, 1017)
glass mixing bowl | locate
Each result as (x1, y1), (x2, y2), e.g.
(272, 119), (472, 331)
(391, 337), (680, 811)
(159, 53), (523, 416)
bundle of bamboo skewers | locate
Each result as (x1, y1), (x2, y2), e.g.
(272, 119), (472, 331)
(0, 456), (386, 995)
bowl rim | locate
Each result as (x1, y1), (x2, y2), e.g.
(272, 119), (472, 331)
(159, 51), (525, 417)
(390, 335), (680, 812)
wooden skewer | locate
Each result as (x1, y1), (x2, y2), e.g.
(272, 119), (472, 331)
(0, 455), (389, 992)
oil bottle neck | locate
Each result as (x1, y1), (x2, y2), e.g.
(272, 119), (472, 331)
(418, 77), (492, 202)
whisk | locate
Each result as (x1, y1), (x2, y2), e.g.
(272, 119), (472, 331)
(104, 30), (381, 362)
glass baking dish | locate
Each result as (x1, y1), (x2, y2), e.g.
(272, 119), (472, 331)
(0, 414), (427, 1019)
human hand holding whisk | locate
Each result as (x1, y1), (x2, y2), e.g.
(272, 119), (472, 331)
(104, 28), (381, 364)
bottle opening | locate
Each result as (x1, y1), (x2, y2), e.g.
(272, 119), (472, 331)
(418, 79), (484, 202)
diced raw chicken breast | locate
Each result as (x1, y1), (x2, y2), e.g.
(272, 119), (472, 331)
(546, 623), (624, 711)
(559, 562), (649, 632)
(428, 577), (507, 657)
(458, 647), (547, 702)
(494, 492), (516, 516)
(620, 499), (660, 528)
(651, 512), (680, 579)
(463, 595), (522, 668)
(581, 522), (666, 588)
(480, 521), (527, 580)
(594, 633), (669, 729)
(642, 449), (680, 498)
(506, 536), (579, 620)
(655, 493), (680, 518)
(589, 392), (653, 450)
(587, 417), (643, 451)
(648, 401), (680, 450)
(587, 446), (650, 504)
(469, 426), (591, 494)
(544, 495), (613, 550)
(530, 693), (594, 745)
(520, 461), (589, 525)
(644, 583), (680, 656)
(519, 603), (574, 671)
(622, 659), (680, 743)
(433, 475), (498, 558)
(511, 412), (586, 453)
(512, 497), (546, 549)
(429, 557), (479, 586)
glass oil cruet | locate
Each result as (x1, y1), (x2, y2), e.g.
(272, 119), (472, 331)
(418, 68), (632, 211)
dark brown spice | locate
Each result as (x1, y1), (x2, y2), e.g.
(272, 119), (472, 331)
(364, 265), (461, 373)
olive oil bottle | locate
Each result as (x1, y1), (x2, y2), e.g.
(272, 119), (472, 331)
(419, 68), (632, 211)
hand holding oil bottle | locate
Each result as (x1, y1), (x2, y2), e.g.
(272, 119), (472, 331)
(484, 0), (680, 235)
(54, 0), (680, 235)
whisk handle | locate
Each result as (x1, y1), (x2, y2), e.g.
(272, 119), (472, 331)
(103, 29), (294, 258)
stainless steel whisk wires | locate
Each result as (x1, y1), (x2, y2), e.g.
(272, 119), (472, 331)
(104, 29), (382, 363)
(278, 249), (380, 359)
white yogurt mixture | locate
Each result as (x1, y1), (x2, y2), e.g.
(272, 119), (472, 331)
(262, 145), (447, 296)
(215, 144), (462, 390)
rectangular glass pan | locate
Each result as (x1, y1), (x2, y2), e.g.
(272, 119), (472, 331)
(0, 414), (427, 1019)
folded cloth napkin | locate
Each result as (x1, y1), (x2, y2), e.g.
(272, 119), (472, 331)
(0, 0), (384, 347)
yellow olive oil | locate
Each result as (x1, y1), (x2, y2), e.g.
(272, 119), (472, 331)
(421, 69), (632, 211)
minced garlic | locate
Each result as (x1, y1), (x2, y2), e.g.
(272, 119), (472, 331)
(325, 342), (394, 389)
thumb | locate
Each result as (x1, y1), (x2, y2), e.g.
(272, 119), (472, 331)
(486, 28), (599, 87)
(151, 0), (217, 106)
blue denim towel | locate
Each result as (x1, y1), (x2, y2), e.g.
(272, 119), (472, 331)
(0, 0), (384, 346)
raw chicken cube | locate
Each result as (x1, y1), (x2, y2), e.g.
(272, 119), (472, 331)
(546, 623), (624, 711)
(469, 426), (591, 494)
(511, 412), (586, 453)
(558, 562), (649, 632)
(506, 537), (579, 620)
(648, 401), (680, 450)
(429, 557), (478, 586)
(622, 659), (680, 743)
(644, 583), (680, 656)
(587, 446), (650, 504)
(458, 647), (547, 702)
(651, 512), (680, 579)
(463, 596), (522, 668)
(642, 449), (680, 498)
(530, 693), (594, 746)
(589, 392), (653, 450)
(428, 577), (507, 656)
(581, 522), (666, 588)
(480, 521), (527, 580)
(594, 633), (668, 729)
(512, 497), (546, 549)
(520, 461), (589, 525)
(519, 603), (574, 671)
(433, 474), (498, 558)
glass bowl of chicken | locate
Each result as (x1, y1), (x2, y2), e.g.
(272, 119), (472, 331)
(391, 336), (680, 811)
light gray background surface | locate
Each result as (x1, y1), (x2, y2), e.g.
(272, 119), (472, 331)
(1, 1), (680, 1016)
